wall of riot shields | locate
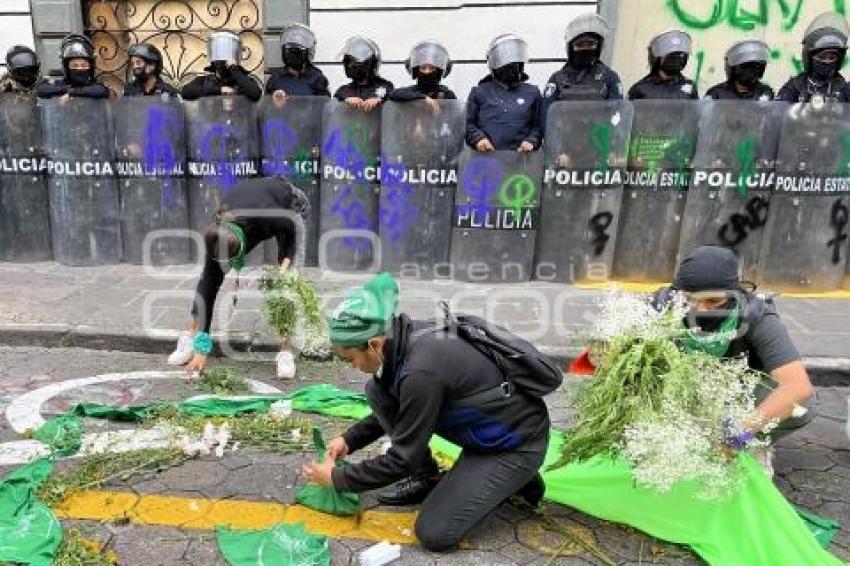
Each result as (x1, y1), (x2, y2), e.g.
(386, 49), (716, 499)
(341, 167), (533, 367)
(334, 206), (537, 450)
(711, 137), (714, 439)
(1, 94), (849, 291)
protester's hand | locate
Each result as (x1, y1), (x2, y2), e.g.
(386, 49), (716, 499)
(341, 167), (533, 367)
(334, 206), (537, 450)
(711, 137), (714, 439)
(280, 257), (291, 271)
(326, 436), (349, 460)
(475, 138), (495, 153)
(361, 97), (382, 111)
(517, 141), (535, 153)
(221, 86), (236, 96)
(344, 96), (362, 109)
(272, 89), (287, 108)
(302, 454), (335, 486)
(185, 354), (207, 377)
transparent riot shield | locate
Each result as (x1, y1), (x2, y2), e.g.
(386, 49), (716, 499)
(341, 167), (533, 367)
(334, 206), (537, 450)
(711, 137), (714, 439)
(678, 101), (785, 281)
(114, 97), (189, 265)
(319, 102), (381, 272)
(450, 149), (544, 283)
(259, 95), (326, 266)
(379, 99), (465, 278)
(41, 98), (121, 266)
(758, 103), (850, 291)
(612, 100), (702, 282)
(185, 96), (260, 262)
(0, 94), (50, 261)
(536, 101), (632, 283)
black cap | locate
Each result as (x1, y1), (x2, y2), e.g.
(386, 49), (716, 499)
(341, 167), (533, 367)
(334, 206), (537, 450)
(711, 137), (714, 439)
(673, 246), (741, 292)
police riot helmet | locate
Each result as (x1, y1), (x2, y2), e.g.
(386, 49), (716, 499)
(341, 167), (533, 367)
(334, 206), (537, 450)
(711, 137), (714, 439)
(647, 29), (692, 70)
(340, 36), (381, 79)
(60, 34), (95, 65)
(281, 23), (316, 61)
(802, 11), (849, 72)
(406, 40), (452, 78)
(6, 45), (40, 84)
(128, 42), (163, 75)
(486, 34), (529, 71)
(724, 39), (770, 80)
(208, 31), (242, 65)
(564, 13), (610, 55)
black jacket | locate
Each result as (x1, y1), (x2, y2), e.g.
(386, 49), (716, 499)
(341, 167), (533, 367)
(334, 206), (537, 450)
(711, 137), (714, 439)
(333, 76), (394, 101)
(333, 315), (551, 493)
(544, 61), (624, 103)
(265, 65), (330, 97)
(191, 178), (305, 333)
(465, 75), (543, 150)
(37, 78), (110, 100)
(123, 77), (180, 97)
(181, 67), (262, 102)
(705, 80), (774, 101)
(776, 72), (850, 103)
(388, 83), (457, 101)
(628, 73), (699, 100)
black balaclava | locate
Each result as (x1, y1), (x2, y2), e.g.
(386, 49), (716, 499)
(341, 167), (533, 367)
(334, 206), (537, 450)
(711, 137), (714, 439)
(811, 49), (841, 81)
(732, 62), (765, 89)
(344, 56), (372, 83)
(673, 246), (742, 331)
(7, 46), (40, 88)
(660, 52), (688, 76)
(414, 67), (441, 91)
(283, 45), (308, 71)
(493, 62), (523, 88)
(568, 33), (601, 70)
(66, 67), (93, 87)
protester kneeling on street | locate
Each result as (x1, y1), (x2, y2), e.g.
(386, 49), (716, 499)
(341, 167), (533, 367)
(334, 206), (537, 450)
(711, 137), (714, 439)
(652, 246), (815, 471)
(167, 177), (310, 379)
(303, 273), (553, 552)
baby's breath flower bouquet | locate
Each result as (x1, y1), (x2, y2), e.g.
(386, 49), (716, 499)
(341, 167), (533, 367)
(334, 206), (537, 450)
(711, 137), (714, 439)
(556, 291), (770, 499)
(258, 268), (329, 358)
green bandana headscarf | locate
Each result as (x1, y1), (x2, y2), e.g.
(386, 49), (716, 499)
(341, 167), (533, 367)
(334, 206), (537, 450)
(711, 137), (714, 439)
(681, 307), (740, 358)
(327, 273), (399, 347)
(225, 222), (247, 271)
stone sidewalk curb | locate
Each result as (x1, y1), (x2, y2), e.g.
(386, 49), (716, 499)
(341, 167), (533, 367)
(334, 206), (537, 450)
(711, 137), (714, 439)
(3, 325), (849, 386)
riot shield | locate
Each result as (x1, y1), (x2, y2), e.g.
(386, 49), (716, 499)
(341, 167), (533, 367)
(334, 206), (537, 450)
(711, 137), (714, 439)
(612, 100), (701, 282)
(450, 149), (544, 283)
(678, 101), (785, 281)
(41, 98), (121, 266)
(758, 103), (850, 291)
(536, 101), (632, 283)
(319, 102), (381, 272)
(259, 95), (326, 266)
(185, 96), (260, 262)
(379, 99), (465, 278)
(0, 94), (51, 261)
(114, 97), (189, 265)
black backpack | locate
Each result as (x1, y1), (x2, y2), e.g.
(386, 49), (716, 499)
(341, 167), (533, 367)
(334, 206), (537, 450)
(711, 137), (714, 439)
(430, 301), (563, 401)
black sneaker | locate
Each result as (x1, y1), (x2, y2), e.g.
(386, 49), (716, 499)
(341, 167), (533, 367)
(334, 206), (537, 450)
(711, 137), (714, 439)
(377, 475), (440, 506)
(516, 473), (545, 507)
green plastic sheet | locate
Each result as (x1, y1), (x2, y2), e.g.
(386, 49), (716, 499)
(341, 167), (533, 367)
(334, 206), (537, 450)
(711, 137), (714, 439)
(216, 523), (329, 566)
(30, 415), (82, 457)
(0, 458), (62, 566)
(295, 428), (360, 516)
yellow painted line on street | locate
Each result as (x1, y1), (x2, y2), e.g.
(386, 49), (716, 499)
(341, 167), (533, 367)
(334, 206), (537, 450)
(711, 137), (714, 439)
(54, 490), (419, 545)
(575, 281), (850, 299)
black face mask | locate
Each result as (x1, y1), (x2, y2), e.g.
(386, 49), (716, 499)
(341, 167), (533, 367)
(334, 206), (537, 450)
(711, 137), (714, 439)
(132, 67), (148, 82)
(66, 69), (92, 87)
(569, 49), (597, 70)
(493, 63), (523, 87)
(811, 58), (840, 81)
(660, 53), (687, 76)
(345, 61), (370, 82)
(12, 68), (39, 88)
(733, 63), (763, 88)
(283, 47), (308, 70)
(416, 71), (441, 91)
(211, 61), (231, 79)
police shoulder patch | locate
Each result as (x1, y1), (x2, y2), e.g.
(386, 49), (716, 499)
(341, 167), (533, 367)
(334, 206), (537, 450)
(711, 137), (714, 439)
(374, 86), (387, 99)
(543, 82), (556, 97)
(681, 83), (694, 94)
(517, 97), (525, 105)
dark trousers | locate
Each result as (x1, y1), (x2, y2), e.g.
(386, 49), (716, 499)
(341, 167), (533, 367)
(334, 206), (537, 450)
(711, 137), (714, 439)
(366, 380), (548, 552)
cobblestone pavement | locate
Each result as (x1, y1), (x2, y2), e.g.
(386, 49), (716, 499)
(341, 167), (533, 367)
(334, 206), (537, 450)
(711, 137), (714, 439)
(1, 346), (848, 565)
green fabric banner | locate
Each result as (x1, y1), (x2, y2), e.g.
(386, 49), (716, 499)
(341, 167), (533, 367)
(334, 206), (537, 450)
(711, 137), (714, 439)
(216, 523), (330, 566)
(0, 458), (62, 566)
(30, 415), (83, 457)
(295, 428), (360, 516)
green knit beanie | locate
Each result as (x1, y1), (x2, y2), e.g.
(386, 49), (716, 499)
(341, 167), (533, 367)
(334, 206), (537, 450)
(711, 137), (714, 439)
(327, 273), (399, 347)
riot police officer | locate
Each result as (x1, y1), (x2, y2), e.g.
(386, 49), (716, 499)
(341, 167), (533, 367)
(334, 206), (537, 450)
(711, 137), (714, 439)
(123, 43), (179, 97)
(628, 29), (698, 100)
(777, 11), (850, 103)
(465, 34), (543, 152)
(389, 40), (457, 103)
(334, 36), (394, 111)
(543, 13), (623, 103)
(1, 46), (43, 95)
(265, 23), (330, 100)
(181, 31), (262, 102)
(37, 34), (110, 100)
(706, 40), (774, 101)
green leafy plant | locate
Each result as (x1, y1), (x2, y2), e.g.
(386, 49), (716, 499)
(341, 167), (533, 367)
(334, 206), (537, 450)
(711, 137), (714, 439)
(54, 529), (117, 565)
(196, 368), (249, 395)
(258, 268), (329, 357)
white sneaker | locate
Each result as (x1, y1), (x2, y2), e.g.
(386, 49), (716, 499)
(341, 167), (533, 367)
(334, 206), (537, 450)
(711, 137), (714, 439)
(276, 350), (297, 379)
(167, 331), (194, 366)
